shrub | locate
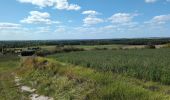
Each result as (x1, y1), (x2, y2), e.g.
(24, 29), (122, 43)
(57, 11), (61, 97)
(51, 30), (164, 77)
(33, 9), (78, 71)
(62, 47), (84, 52)
(36, 50), (52, 56)
(93, 47), (108, 50)
(36, 47), (85, 56)
(145, 44), (156, 49)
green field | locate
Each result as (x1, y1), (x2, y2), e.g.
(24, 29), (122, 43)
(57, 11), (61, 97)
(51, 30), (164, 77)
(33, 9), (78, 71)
(1, 47), (170, 99)
(48, 48), (170, 85)
(17, 57), (170, 100)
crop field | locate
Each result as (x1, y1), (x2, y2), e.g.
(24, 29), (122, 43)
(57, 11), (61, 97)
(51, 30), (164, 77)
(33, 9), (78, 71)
(48, 48), (170, 85)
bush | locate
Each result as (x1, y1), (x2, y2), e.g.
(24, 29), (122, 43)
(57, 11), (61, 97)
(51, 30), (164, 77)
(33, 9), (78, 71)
(93, 47), (108, 50)
(62, 47), (84, 52)
(36, 50), (52, 56)
(145, 44), (156, 49)
(36, 47), (85, 56)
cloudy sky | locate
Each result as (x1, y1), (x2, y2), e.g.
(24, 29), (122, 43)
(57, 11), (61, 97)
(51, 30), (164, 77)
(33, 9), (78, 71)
(0, 0), (170, 40)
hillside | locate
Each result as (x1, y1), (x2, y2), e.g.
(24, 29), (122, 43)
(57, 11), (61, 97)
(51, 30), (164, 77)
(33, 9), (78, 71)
(14, 56), (170, 100)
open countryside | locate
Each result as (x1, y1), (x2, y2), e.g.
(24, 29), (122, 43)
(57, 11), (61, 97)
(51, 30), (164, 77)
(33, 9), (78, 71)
(1, 0), (170, 100)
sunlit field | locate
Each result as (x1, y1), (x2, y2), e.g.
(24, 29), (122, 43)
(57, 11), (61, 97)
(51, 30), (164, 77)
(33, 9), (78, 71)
(48, 48), (170, 85)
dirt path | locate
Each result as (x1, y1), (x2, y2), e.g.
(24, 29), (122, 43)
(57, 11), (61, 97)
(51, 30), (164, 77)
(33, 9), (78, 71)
(14, 76), (53, 100)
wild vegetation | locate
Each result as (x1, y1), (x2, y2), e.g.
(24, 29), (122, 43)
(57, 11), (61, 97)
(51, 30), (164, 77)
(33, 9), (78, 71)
(48, 48), (170, 85)
(16, 57), (170, 100)
(36, 46), (85, 56)
(1, 39), (170, 99)
(0, 55), (29, 100)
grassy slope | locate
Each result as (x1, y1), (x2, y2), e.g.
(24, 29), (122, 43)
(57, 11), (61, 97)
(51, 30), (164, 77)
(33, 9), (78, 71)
(0, 56), (28, 100)
(48, 48), (170, 85)
(17, 57), (170, 100)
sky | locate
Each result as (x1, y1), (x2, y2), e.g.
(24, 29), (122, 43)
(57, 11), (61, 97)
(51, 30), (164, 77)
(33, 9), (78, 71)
(0, 0), (170, 40)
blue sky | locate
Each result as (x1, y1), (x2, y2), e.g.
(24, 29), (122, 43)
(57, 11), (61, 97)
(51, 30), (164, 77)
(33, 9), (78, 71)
(0, 0), (170, 40)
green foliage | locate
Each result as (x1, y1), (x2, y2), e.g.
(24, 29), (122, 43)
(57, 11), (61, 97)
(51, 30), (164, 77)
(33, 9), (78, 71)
(1, 38), (170, 48)
(163, 43), (170, 48)
(0, 56), (28, 100)
(0, 55), (20, 72)
(145, 44), (156, 49)
(19, 57), (170, 100)
(36, 46), (84, 56)
(48, 48), (170, 85)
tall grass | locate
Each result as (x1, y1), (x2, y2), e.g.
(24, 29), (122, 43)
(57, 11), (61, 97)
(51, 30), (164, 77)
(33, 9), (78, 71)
(0, 56), (28, 100)
(0, 55), (20, 72)
(48, 48), (170, 85)
(18, 57), (170, 100)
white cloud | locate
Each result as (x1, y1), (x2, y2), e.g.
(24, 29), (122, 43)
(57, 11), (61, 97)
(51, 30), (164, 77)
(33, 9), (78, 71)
(0, 23), (21, 30)
(21, 11), (60, 24)
(82, 10), (100, 16)
(108, 13), (138, 24)
(55, 0), (81, 10)
(145, 0), (157, 3)
(18, 0), (53, 7)
(82, 10), (103, 26)
(145, 14), (170, 24)
(83, 16), (104, 26)
(145, 0), (170, 3)
(17, 0), (81, 11)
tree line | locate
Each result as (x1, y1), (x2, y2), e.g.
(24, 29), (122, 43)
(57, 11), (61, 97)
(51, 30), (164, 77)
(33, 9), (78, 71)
(0, 38), (170, 49)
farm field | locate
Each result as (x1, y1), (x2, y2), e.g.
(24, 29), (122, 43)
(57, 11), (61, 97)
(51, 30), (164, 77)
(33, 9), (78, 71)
(48, 48), (170, 85)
